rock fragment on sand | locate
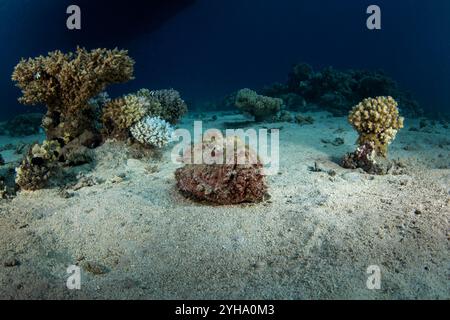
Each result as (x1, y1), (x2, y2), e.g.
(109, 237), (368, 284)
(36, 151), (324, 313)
(110, 175), (124, 184)
(342, 172), (362, 183)
(321, 137), (344, 146)
(126, 159), (147, 173)
(4, 257), (20, 267)
(82, 261), (108, 275)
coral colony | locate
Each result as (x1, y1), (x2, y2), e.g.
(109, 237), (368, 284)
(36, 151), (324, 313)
(6, 48), (412, 203)
(342, 96), (404, 174)
(10, 48), (187, 192)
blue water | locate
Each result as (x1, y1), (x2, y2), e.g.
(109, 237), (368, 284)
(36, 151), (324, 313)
(0, 0), (449, 120)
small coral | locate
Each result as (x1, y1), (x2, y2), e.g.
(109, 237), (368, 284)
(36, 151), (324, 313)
(102, 94), (150, 136)
(15, 140), (61, 191)
(175, 136), (268, 205)
(348, 96), (404, 157)
(130, 116), (174, 148)
(144, 89), (188, 124)
(235, 88), (283, 122)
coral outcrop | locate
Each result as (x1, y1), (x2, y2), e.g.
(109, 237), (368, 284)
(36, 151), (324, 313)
(130, 116), (174, 148)
(15, 140), (61, 191)
(348, 96), (404, 157)
(235, 88), (283, 122)
(175, 136), (268, 205)
(342, 96), (405, 174)
(12, 47), (135, 146)
(0, 154), (4, 166)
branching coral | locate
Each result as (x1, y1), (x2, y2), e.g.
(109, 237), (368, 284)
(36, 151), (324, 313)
(235, 88), (283, 122)
(15, 140), (62, 191)
(175, 136), (268, 205)
(144, 89), (188, 124)
(102, 94), (150, 136)
(348, 96), (404, 157)
(12, 47), (135, 145)
(130, 116), (174, 148)
(102, 88), (187, 139)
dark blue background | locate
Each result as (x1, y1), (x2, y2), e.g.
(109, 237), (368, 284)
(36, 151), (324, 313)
(1, 0), (449, 120)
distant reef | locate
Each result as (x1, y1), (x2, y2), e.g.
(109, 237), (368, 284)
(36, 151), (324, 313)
(261, 63), (423, 118)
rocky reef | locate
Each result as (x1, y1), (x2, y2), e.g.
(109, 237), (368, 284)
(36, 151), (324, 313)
(175, 136), (268, 205)
(262, 63), (423, 117)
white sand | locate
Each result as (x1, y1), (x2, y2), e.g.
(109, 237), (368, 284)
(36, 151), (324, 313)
(0, 112), (448, 299)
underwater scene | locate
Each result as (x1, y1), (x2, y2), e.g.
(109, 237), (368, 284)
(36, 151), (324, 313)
(0, 0), (448, 301)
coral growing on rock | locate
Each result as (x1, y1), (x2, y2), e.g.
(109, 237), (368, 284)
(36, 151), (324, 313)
(175, 136), (268, 205)
(130, 116), (174, 148)
(342, 96), (405, 175)
(12, 47), (135, 145)
(235, 88), (283, 122)
(342, 141), (406, 175)
(348, 96), (404, 157)
(341, 142), (378, 173)
(15, 140), (62, 191)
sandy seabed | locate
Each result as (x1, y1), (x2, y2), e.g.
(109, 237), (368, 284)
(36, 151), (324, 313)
(0, 111), (449, 300)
